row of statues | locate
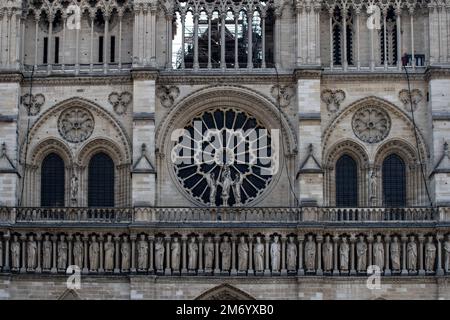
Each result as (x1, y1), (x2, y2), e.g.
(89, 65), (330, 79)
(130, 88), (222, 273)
(1, 233), (450, 275)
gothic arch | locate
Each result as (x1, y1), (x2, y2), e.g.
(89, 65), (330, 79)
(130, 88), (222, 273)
(195, 284), (255, 300)
(28, 137), (73, 167)
(77, 138), (126, 167)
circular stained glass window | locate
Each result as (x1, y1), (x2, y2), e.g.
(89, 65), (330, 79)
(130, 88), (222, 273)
(172, 108), (275, 207)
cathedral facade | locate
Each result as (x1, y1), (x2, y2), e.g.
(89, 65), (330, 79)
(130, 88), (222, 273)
(0, 0), (450, 299)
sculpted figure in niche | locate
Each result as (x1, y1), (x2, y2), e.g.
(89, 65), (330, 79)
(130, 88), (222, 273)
(121, 236), (131, 271)
(305, 235), (316, 271)
(356, 235), (367, 272)
(373, 235), (384, 270)
(322, 235), (333, 272)
(27, 235), (37, 270)
(73, 234), (83, 269)
(232, 172), (243, 206)
(270, 236), (281, 272)
(204, 237), (214, 270)
(57, 235), (68, 270)
(254, 236), (264, 272)
(137, 234), (148, 270)
(42, 234), (52, 270)
(70, 174), (78, 203)
(286, 236), (297, 271)
(220, 236), (231, 271)
(221, 166), (232, 206)
(390, 236), (401, 271)
(425, 236), (436, 272)
(407, 236), (417, 272)
(444, 235), (450, 273)
(206, 173), (217, 206)
(89, 235), (99, 271)
(104, 235), (115, 271)
(237, 236), (249, 271)
(171, 237), (181, 271)
(155, 237), (165, 270)
(11, 235), (20, 270)
(340, 237), (349, 271)
(188, 237), (198, 270)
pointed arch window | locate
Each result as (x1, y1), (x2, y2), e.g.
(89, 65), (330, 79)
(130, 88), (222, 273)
(88, 152), (115, 207)
(41, 153), (65, 207)
(382, 154), (406, 207)
(335, 154), (358, 207)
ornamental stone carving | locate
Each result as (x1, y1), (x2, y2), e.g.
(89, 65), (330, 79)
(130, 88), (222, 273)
(220, 236), (231, 271)
(156, 86), (180, 108)
(352, 106), (391, 144)
(104, 235), (115, 271)
(270, 85), (295, 108)
(121, 236), (130, 271)
(399, 89), (423, 112)
(22, 93), (45, 116)
(204, 237), (214, 271)
(27, 235), (37, 270)
(43, 234), (52, 270)
(188, 237), (198, 270)
(407, 236), (417, 272)
(11, 235), (20, 270)
(322, 235), (333, 272)
(254, 237), (264, 272)
(286, 236), (297, 271)
(73, 235), (83, 269)
(171, 237), (181, 271)
(340, 237), (349, 272)
(356, 236), (367, 272)
(155, 237), (165, 270)
(57, 235), (68, 270)
(305, 235), (316, 272)
(321, 89), (346, 112)
(108, 91), (132, 115)
(58, 108), (94, 143)
(373, 235), (384, 269)
(390, 236), (401, 271)
(237, 236), (249, 272)
(89, 235), (99, 271)
(425, 236), (436, 272)
(137, 234), (148, 270)
(444, 235), (450, 273)
(270, 236), (281, 272)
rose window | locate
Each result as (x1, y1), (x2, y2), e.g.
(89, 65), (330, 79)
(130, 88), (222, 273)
(172, 108), (275, 207)
(58, 108), (95, 143)
(352, 106), (391, 144)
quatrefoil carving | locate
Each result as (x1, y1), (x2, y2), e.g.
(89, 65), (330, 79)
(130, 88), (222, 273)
(157, 86), (180, 108)
(399, 89), (423, 112)
(22, 93), (45, 116)
(270, 85), (295, 108)
(108, 91), (132, 115)
(321, 89), (346, 113)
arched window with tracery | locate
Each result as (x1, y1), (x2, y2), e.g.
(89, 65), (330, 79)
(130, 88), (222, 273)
(382, 154), (406, 207)
(88, 152), (115, 207)
(379, 7), (398, 67)
(331, 6), (354, 67)
(41, 153), (65, 207)
(335, 154), (358, 207)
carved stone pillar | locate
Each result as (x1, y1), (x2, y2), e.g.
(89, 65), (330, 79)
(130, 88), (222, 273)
(130, 234), (137, 274)
(3, 233), (10, 272)
(264, 235), (271, 276)
(67, 235), (73, 268)
(181, 236), (188, 276)
(20, 235), (26, 273)
(198, 236), (204, 275)
(436, 234), (444, 276)
(82, 235), (88, 274)
(350, 235), (356, 275)
(332, 235), (339, 276)
(50, 235), (57, 274)
(164, 236), (171, 276)
(248, 237), (254, 276)
(114, 236), (120, 274)
(148, 236), (154, 274)
(298, 235), (304, 275)
(231, 236), (237, 276)
(316, 235), (323, 276)
(98, 235), (104, 273)
(384, 235), (391, 276)
(367, 235), (374, 267)
(401, 235), (408, 276)
(36, 234), (42, 273)
(281, 236), (287, 276)
(214, 236), (220, 275)
(418, 234), (425, 275)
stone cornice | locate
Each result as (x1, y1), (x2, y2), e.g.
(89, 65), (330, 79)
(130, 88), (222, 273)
(20, 75), (133, 86)
(131, 68), (159, 81)
(157, 72), (295, 85)
(424, 66), (450, 81)
(321, 71), (426, 82)
(0, 71), (23, 83)
(293, 68), (322, 80)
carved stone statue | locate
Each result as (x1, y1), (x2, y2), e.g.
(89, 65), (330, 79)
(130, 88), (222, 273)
(407, 236), (417, 272)
(237, 236), (249, 271)
(221, 165), (232, 206)
(305, 235), (316, 271)
(340, 237), (349, 271)
(356, 235), (367, 272)
(171, 237), (181, 270)
(57, 235), (68, 270)
(121, 236), (130, 271)
(444, 235), (450, 273)
(270, 236), (281, 272)
(390, 236), (401, 271)
(188, 237), (198, 270)
(42, 235), (52, 270)
(425, 236), (436, 272)
(89, 235), (99, 271)
(73, 235), (83, 269)
(206, 173), (217, 206)
(11, 235), (20, 270)
(232, 172), (243, 206)
(286, 236), (297, 271)
(322, 235), (333, 272)
(220, 236), (231, 271)
(70, 174), (78, 203)
(369, 169), (377, 205)
(137, 234), (148, 270)
(27, 235), (37, 270)
(104, 235), (115, 271)
(254, 236), (264, 272)
(204, 237), (214, 270)
(373, 235), (384, 269)
(155, 237), (165, 270)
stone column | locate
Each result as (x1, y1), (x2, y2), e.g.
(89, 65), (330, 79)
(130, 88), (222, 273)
(50, 235), (57, 274)
(148, 236), (154, 274)
(298, 235), (304, 275)
(164, 236), (171, 276)
(264, 235), (271, 276)
(181, 236), (188, 275)
(20, 235), (26, 273)
(367, 235), (373, 267)
(114, 236), (120, 274)
(332, 235), (339, 276)
(67, 235), (73, 267)
(281, 236), (287, 276)
(82, 236), (88, 274)
(36, 234), (42, 273)
(401, 235), (408, 276)
(231, 236), (237, 276)
(130, 234), (137, 274)
(384, 235), (391, 276)
(350, 235), (356, 276)
(418, 234), (425, 276)
(316, 235), (323, 276)
(197, 236), (203, 275)
(98, 235), (104, 273)
(436, 234), (444, 276)
(3, 233), (10, 272)
(214, 236), (220, 275)
(248, 237), (254, 276)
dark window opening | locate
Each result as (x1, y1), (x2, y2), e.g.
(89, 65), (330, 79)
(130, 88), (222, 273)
(54, 37), (59, 64)
(43, 37), (48, 64)
(336, 154), (358, 207)
(88, 152), (115, 207)
(99, 36), (104, 63)
(110, 36), (115, 63)
(41, 153), (65, 207)
(383, 154), (406, 207)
